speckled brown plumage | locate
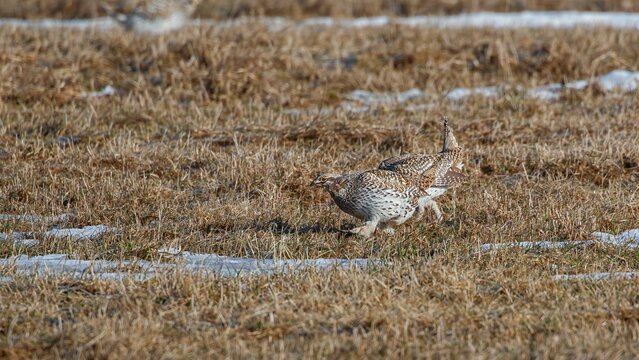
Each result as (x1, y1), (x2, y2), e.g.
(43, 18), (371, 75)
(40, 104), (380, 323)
(378, 116), (466, 222)
(311, 169), (431, 237)
(311, 117), (466, 235)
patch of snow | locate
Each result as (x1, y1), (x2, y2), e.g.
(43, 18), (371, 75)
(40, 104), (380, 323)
(0, 232), (26, 241)
(1, 224), (116, 248)
(479, 240), (594, 251)
(0, 17), (114, 30)
(169, 251), (378, 277)
(0, 254), (143, 280)
(285, 68), (639, 115)
(404, 103), (436, 112)
(567, 79), (590, 90)
(4, 12), (639, 32)
(0, 250), (382, 281)
(299, 16), (392, 28)
(0, 213), (74, 223)
(0, 276), (13, 283)
(446, 86), (500, 101)
(158, 247), (182, 255)
(526, 83), (563, 100)
(81, 85), (115, 98)
(45, 225), (114, 240)
(395, 11), (639, 30)
(481, 228), (639, 252)
(592, 229), (639, 248)
(553, 272), (639, 281)
(346, 88), (425, 105)
(0, 233), (38, 248)
(338, 102), (372, 114)
(282, 107), (336, 116)
(0, 232), (38, 248)
(13, 239), (39, 248)
(595, 69), (639, 92)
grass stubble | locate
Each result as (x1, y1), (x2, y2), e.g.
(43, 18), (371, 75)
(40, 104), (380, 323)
(0, 20), (638, 358)
(2, 0), (639, 20)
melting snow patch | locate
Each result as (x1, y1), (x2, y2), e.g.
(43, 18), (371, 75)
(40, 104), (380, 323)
(591, 229), (639, 248)
(0, 232), (38, 248)
(298, 16), (391, 28)
(80, 85), (115, 98)
(445, 86), (500, 101)
(595, 70), (639, 92)
(5, 12), (639, 31)
(0, 213), (75, 223)
(12, 239), (40, 248)
(158, 247), (182, 255)
(394, 12), (639, 29)
(285, 69), (639, 115)
(346, 88), (425, 105)
(479, 240), (594, 251)
(0, 250), (382, 281)
(0, 254), (148, 280)
(0, 18), (114, 30)
(1, 224), (116, 248)
(45, 225), (114, 240)
(480, 228), (639, 252)
(553, 272), (639, 281)
(164, 250), (378, 277)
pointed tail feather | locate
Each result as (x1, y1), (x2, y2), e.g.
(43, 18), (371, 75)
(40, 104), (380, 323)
(441, 115), (460, 152)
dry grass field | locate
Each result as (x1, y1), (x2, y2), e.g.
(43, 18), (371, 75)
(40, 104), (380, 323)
(1, 13), (639, 359)
(1, 0), (639, 19)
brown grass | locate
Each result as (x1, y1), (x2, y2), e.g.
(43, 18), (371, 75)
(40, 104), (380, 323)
(2, 0), (639, 19)
(1, 21), (639, 358)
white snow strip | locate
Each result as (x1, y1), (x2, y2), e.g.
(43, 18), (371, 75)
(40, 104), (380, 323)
(158, 247), (182, 255)
(0, 276), (13, 283)
(13, 239), (39, 248)
(0, 17), (114, 30)
(3, 12), (639, 31)
(481, 228), (639, 252)
(445, 86), (500, 101)
(591, 229), (639, 248)
(0, 254), (148, 280)
(80, 85), (115, 98)
(404, 103), (436, 112)
(0, 213), (74, 223)
(45, 225), (114, 240)
(346, 88), (425, 105)
(0, 251), (382, 281)
(286, 68), (639, 115)
(596, 69), (639, 92)
(526, 83), (564, 100)
(553, 272), (639, 281)
(1, 224), (116, 248)
(0, 232), (38, 248)
(449, 70), (637, 102)
(479, 240), (594, 251)
(0, 232), (27, 241)
(393, 12), (639, 29)
(167, 250), (378, 277)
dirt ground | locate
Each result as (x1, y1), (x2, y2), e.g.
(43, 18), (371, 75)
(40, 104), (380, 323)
(1, 13), (639, 359)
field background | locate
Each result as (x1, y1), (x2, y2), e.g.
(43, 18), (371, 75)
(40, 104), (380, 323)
(1, 1), (639, 358)
(1, 0), (639, 19)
